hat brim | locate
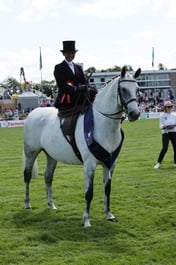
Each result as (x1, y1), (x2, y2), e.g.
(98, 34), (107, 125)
(60, 50), (78, 52)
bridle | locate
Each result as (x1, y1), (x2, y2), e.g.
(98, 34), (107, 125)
(118, 79), (138, 108)
(95, 78), (138, 120)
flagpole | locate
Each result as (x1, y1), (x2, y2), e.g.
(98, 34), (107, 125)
(152, 47), (157, 109)
(152, 47), (154, 70)
(39, 47), (43, 92)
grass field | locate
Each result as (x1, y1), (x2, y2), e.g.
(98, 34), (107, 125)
(0, 119), (176, 265)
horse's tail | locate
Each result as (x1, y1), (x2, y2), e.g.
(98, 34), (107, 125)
(22, 150), (38, 178)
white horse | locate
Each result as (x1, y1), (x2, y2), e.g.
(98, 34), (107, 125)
(23, 66), (141, 227)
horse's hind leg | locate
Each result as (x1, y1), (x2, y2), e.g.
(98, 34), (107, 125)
(83, 165), (96, 227)
(24, 150), (38, 209)
(44, 153), (57, 210)
(103, 166), (116, 222)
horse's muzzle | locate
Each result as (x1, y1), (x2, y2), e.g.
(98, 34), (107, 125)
(128, 110), (140, 121)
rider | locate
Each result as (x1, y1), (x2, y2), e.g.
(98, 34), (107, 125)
(54, 40), (97, 112)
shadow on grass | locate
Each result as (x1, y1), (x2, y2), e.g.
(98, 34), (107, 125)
(13, 208), (118, 244)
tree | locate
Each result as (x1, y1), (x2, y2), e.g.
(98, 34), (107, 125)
(98, 65), (133, 72)
(32, 80), (57, 98)
(0, 77), (20, 94)
(124, 65), (133, 71)
(158, 63), (167, 70)
(85, 67), (96, 74)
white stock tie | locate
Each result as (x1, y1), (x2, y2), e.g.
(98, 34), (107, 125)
(68, 62), (75, 74)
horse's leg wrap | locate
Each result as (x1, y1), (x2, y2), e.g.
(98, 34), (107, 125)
(104, 178), (111, 213)
(45, 155), (57, 210)
(45, 179), (57, 210)
(24, 168), (32, 209)
(104, 170), (116, 222)
(83, 172), (94, 227)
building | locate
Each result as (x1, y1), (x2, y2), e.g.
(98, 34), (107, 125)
(89, 69), (176, 103)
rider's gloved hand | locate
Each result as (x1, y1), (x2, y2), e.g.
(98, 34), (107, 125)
(75, 84), (88, 92)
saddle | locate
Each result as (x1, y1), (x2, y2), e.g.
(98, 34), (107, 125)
(59, 105), (88, 162)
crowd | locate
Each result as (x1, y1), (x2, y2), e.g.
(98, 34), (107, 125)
(138, 91), (175, 113)
(0, 99), (55, 121)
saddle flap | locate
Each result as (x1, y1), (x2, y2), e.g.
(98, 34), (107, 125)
(60, 115), (78, 136)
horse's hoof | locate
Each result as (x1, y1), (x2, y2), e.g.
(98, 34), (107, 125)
(107, 212), (117, 222)
(108, 217), (117, 222)
(108, 217), (117, 223)
(48, 202), (57, 210)
(83, 219), (91, 227)
(84, 222), (91, 228)
(25, 205), (32, 209)
(51, 206), (57, 210)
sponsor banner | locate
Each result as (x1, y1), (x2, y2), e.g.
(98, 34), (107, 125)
(0, 120), (25, 128)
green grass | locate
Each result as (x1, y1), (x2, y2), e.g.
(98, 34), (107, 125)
(0, 119), (176, 265)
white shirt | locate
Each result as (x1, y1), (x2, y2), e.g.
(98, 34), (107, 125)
(160, 112), (176, 134)
(65, 60), (75, 74)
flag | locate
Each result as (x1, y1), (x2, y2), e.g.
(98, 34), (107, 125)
(39, 47), (42, 70)
(20, 67), (24, 76)
(152, 47), (154, 68)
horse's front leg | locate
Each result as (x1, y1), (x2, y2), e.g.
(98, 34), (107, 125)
(103, 167), (116, 222)
(45, 155), (57, 210)
(83, 167), (95, 227)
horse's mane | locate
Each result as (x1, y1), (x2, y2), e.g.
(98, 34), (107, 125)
(97, 75), (119, 95)
(100, 71), (135, 91)
(103, 75), (119, 88)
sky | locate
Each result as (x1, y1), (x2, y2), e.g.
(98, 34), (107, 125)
(0, 0), (176, 84)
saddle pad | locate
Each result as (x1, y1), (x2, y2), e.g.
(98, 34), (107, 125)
(84, 105), (124, 170)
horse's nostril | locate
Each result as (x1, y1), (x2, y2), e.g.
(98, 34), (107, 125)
(129, 111), (140, 121)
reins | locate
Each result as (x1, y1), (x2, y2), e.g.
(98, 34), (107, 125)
(85, 90), (124, 120)
(96, 109), (124, 120)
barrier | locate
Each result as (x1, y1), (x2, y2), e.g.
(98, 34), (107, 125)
(0, 120), (25, 128)
(139, 112), (160, 119)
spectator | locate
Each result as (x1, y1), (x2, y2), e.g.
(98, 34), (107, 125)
(154, 100), (176, 169)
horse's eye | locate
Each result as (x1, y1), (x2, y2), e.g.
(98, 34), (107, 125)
(121, 87), (127, 93)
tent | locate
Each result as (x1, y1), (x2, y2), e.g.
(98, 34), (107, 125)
(17, 91), (39, 112)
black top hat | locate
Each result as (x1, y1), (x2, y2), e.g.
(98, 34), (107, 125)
(60, 40), (78, 52)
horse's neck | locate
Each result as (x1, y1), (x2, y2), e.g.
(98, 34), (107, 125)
(92, 79), (122, 151)
(94, 79), (119, 113)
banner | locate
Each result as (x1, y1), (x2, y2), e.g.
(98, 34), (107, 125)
(0, 120), (25, 128)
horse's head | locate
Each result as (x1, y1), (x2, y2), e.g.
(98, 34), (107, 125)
(118, 66), (141, 121)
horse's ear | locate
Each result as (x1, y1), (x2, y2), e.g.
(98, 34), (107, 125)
(134, 68), (141, 78)
(121, 66), (126, 78)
